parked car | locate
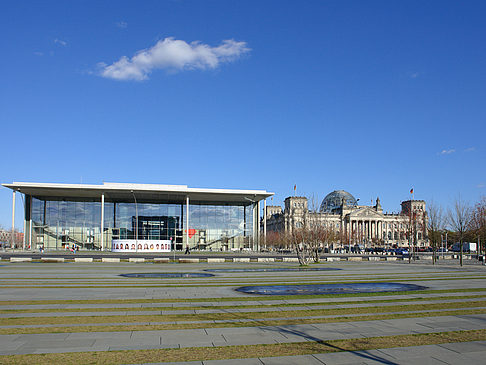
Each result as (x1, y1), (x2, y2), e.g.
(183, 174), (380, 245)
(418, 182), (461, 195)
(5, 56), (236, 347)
(395, 248), (409, 255)
(451, 242), (477, 253)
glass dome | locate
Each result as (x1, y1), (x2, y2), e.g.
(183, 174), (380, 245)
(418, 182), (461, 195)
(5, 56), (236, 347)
(320, 190), (358, 212)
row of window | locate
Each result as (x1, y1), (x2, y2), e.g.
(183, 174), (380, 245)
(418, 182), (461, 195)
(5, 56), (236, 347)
(30, 198), (256, 248)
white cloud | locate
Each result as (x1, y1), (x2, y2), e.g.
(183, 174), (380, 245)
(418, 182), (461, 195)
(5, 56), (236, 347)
(477, 183), (485, 189)
(465, 147), (475, 152)
(410, 72), (419, 78)
(54, 38), (67, 46)
(439, 149), (456, 155)
(33, 51), (44, 56)
(98, 37), (250, 81)
(116, 21), (128, 29)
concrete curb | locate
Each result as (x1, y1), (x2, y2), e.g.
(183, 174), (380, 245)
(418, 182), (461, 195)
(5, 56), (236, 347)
(3, 255), (477, 264)
(326, 257), (341, 262)
(41, 257), (65, 263)
(128, 258), (145, 263)
(10, 257), (32, 262)
(283, 257), (299, 262)
(207, 258), (225, 263)
(74, 257), (93, 263)
(258, 257), (275, 262)
(234, 258), (250, 262)
(102, 258), (120, 263)
(178, 258), (199, 263)
(154, 258), (170, 263)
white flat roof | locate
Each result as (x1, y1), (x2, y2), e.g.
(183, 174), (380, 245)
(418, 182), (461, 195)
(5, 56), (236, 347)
(2, 182), (274, 203)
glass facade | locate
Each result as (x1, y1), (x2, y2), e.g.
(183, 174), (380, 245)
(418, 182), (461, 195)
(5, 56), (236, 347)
(30, 197), (256, 251)
(188, 203), (253, 250)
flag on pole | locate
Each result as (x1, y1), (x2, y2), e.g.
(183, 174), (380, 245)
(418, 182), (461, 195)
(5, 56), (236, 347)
(410, 188), (414, 194)
(294, 184), (296, 191)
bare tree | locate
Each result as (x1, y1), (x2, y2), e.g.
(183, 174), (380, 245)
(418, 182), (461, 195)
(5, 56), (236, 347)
(427, 200), (444, 264)
(448, 196), (472, 266)
(290, 228), (312, 265)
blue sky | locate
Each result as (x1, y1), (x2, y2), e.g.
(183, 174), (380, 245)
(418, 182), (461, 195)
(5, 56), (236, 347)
(1, 0), (485, 229)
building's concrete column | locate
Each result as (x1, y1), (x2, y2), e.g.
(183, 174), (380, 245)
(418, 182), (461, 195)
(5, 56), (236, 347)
(24, 195), (31, 251)
(263, 199), (267, 250)
(253, 202), (260, 251)
(101, 193), (105, 251)
(186, 196), (190, 247)
(257, 201), (261, 251)
(11, 191), (16, 249)
(359, 220), (364, 243)
(29, 209), (32, 250)
(347, 219), (350, 244)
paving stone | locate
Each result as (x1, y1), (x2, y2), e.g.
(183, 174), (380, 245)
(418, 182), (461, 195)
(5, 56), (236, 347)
(437, 340), (486, 354)
(313, 349), (397, 365)
(204, 359), (263, 365)
(458, 351), (486, 362)
(377, 344), (458, 360)
(260, 354), (324, 364)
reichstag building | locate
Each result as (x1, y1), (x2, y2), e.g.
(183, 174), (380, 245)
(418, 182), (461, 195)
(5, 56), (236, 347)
(265, 190), (428, 249)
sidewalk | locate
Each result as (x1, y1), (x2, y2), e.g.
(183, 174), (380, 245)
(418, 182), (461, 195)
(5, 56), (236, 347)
(148, 341), (486, 364)
(1, 314), (486, 356)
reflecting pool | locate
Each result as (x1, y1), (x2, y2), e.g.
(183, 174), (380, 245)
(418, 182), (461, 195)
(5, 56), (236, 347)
(235, 282), (427, 295)
(120, 273), (214, 278)
(205, 268), (341, 273)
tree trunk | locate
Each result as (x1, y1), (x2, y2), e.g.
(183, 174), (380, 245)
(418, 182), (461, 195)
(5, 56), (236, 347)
(460, 240), (463, 266)
(296, 245), (309, 266)
(313, 248), (320, 263)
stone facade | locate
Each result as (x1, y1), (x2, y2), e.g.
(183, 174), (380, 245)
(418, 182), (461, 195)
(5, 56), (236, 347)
(265, 190), (428, 248)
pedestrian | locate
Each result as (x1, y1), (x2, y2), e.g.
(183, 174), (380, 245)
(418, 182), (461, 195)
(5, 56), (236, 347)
(185, 245), (190, 255)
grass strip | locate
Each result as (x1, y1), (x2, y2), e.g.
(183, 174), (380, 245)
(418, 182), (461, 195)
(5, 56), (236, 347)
(2, 275), (485, 288)
(4, 273), (485, 283)
(1, 328), (486, 364)
(1, 287), (486, 306)
(2, 300), (486, 326)
(2, 307), (486, 335)
(1, 271), (473, 282)
(2, 294), (486, 314)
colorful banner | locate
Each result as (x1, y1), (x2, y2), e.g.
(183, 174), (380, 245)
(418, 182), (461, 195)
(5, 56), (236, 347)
(112, 239), (171, 252)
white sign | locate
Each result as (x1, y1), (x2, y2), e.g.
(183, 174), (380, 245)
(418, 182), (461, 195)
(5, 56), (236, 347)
(112, 239), (171, 252)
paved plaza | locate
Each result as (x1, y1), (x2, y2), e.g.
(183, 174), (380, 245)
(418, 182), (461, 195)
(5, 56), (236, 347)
(1, 260), (486, 364)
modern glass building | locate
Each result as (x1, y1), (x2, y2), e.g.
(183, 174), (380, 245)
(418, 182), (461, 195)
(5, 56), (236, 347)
(3, 182), (273, 252)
